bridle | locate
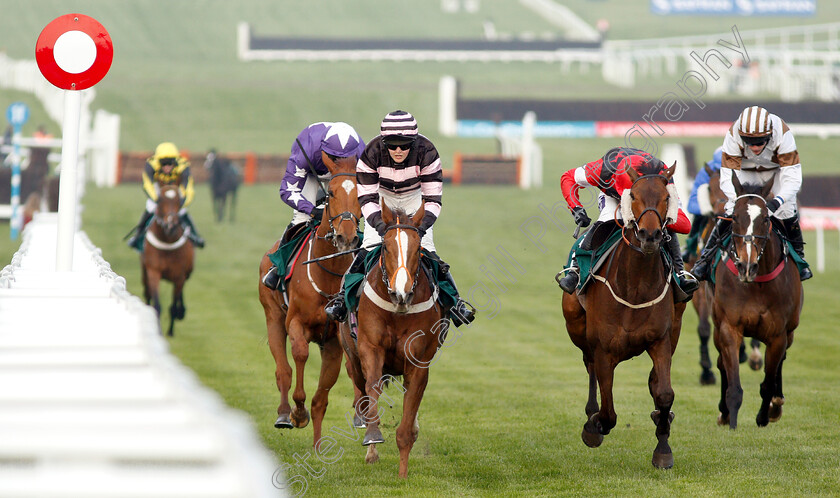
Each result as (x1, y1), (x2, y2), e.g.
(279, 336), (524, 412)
(153, 187), (183, 239)
(378, 223), (421, 297)
(315, 172), (361, 246)
(726, 194), (771, 268)
(622, 174), (670, 254)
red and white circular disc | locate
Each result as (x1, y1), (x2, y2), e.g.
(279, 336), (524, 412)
(35, 14), (113, 91)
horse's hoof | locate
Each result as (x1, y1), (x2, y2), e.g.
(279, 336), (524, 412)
(581, 428), (603, 448)
(769, 397), (784, 422)
(290, 409), (310, 429)
(363, 428), (385, 446)
(365, 445), (379, 464)
(274, 414), (293, 429)
(652, 451), (674, 469)
(717, 412), (730, 426)
(353, 414), (366, 429)
(700, 369), (716, 385)
(748, 356), (763, 371)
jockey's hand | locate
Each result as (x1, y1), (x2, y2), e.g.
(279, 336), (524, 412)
(572, 207), (591, 227)
(310, 206), (324, 221)
(766, 198), (781, 214)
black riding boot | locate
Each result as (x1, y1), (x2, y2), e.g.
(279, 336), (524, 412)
(667, 231), (699, 295)
(324, 249), (368, 322)
(783, 215), (813, 281)
(180, 212), (205, 248)
(691, 218), (731, 282)
(127, 210), (154, 249)
(682, 215), (708, 261)
(262, 222), (307, 290)
(557, 222), (601, 294)
(425, 252), (476, 327)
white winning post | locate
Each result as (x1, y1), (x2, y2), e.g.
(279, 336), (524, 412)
(35, 14), (113, 271)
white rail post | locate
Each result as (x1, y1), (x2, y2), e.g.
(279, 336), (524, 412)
(55, 90), (82, 271)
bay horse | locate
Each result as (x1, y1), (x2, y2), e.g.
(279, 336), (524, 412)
(687, 171), (762, 385)
(562, 163), (687, 469)
(141, 185), (195, 336)
(711, 175), (803, 429)
(204, 150), (241, 223)
(258, 154), (362, 448)
(339, 203), (446, 478)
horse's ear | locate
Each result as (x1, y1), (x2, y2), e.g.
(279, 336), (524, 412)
(731, 170), (743, 195)
(760, 179), (773, 200)
(320, 150), (337, 174)
(665, 162), (677, 180)
(381, 201), (395, 226)
(410, 204), (425, 228)
(626, 164), (640, 183)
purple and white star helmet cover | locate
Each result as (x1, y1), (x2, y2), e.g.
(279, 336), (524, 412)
(321, 122), (362, 158)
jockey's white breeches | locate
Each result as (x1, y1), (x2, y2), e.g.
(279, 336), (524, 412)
(361, 189), (435, 252)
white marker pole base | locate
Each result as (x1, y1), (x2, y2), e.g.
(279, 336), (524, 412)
(55, 90), (82, 271)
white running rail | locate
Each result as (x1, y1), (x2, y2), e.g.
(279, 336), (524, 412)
(0, 213), (283, 497)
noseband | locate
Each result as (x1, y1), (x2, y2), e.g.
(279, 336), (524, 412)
(379, 223), (421, 296)
(726, 194), (771, 268)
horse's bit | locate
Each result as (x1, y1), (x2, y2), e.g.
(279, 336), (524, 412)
(622, 174), (669, 254)
(726, 194), (771, 267)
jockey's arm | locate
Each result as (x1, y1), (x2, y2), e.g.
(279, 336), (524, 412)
(180, 174), (195, 207)
(668, 209), (691, 234)
(357, 156), (382, 230)
(419, 149), (443, 232)
(687, 168), (711, 216)
(560, 165), (593, 211)
(279, 157), (316, 215)
(141, 162), (158, 202)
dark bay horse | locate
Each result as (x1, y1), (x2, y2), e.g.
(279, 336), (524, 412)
(562, 163), (687, 469)
(141, 185), (195, 336)
(258, 154), (362, 448)
(687, 171), (763, 385)
(204, 150), (241, 223)
(339, 203), (446, 478)
(711, 176), (803, 429)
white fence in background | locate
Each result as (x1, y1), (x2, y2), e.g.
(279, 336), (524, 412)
(0, 53), (121, 187)
(800, 207), (840, 273)
(0, 214), (283, 497)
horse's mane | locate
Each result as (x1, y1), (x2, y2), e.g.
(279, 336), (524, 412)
(634, 160), (666, 177)
(388, 207), (411, 225)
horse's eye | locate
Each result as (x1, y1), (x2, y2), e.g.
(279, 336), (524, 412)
(630, 193), (635, 200)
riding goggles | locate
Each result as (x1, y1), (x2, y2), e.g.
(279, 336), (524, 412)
(383, 137), (415, 151)
(740, 135), (770, 146)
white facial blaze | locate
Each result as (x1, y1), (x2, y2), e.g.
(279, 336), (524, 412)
(394, 229), (411, 297)
(745, 204), (762, 262)
(341, 179), (355, 194)
(164, 189), (177, 199)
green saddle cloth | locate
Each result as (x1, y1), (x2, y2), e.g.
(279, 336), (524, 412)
(709, 233), (810, 284)
(267, 221), (365, 287)
(344, 247), (458, 313)
(563, 229), (686, 293)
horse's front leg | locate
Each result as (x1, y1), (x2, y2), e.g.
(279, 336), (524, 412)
(584, 360), (599, 417)
(310, 333), (344, 447)
(145, 269), (162, 319)
(648, 337), (676, 469)
(756, 335), (787, 427)
(714, 322), (743, 429)
(748, 338), (763, 371)
(696, 290), (716, 385)
(287, 317), (311, 429)
(396, 366), (428, 479)
(582, 351), (617, 448)
(357, 339), (387, 453)
(263, 298), (292, 428)
(168, 277), (186, 337)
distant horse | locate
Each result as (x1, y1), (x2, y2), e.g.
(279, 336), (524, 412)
(205, 151), (241, 223)
(711, 176), (803, 429)
(141, 185), (195, 336)
(687, 171), (762, 385)
(562, 163), (687, 469)
(339, 203), (446, 478)
(258, 154), (362, 448)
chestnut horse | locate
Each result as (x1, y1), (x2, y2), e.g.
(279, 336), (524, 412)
(258, 154), (363, 448)
(562, 163), (687, 469)
(339, 203), (446, 478)
(711, 176), (803, 429)
(141, 185), (195, 336)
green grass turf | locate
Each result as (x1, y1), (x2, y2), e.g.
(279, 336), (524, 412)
(5, 176), (838, 496)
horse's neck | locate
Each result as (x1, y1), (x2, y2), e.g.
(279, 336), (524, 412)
(151, 213), (184, 243)
(757, 230), (785, 274)
(608, 242), (667, 290)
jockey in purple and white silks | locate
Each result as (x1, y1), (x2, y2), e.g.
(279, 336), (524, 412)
(324, 110), (476, 327)
(262, 121), (365, 290)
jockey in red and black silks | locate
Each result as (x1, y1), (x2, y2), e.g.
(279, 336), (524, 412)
(557, 146), (697, 298)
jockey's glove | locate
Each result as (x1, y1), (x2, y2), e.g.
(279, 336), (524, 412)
(572, 207), (591, 227)
(310, 206), (324, 221)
